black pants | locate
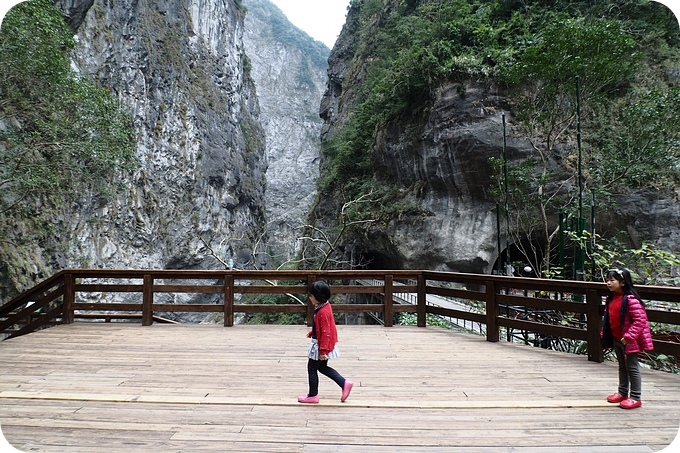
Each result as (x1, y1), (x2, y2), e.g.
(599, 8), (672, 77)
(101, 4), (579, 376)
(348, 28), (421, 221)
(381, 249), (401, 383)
(307, 358), (345, 397)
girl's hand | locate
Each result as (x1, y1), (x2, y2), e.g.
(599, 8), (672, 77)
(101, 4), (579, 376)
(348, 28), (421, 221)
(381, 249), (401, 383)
(319, 354), (328, 360)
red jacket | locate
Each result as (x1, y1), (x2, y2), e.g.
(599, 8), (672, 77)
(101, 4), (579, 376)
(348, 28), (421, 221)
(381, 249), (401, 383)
(310, 302), (339, 356)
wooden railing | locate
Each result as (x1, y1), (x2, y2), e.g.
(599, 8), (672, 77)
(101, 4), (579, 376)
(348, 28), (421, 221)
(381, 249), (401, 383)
(1, 269), (679, 363)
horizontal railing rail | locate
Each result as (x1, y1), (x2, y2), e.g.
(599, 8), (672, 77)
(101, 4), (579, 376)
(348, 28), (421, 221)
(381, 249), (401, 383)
(2, 269), (679, 363)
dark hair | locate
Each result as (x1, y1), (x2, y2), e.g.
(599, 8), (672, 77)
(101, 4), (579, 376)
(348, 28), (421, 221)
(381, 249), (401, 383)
(606, 267), (643, 303)
(308, 280), (331, 303)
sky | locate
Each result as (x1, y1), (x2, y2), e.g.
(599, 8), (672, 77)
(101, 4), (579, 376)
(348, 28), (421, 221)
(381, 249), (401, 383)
(269, 0), (351, 48)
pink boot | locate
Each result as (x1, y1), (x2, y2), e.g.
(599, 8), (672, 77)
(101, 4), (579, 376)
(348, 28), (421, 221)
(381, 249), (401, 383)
(297, 394), (319, 404)
(341, 380), (353, 402)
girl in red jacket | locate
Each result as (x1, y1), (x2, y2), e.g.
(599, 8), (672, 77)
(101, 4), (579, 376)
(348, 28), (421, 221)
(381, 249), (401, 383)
(601, 268), (654, 409)
(298, 280), (353, 404)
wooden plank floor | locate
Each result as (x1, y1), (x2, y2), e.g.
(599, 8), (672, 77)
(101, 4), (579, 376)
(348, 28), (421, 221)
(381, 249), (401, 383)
(0, 323), (679, 452)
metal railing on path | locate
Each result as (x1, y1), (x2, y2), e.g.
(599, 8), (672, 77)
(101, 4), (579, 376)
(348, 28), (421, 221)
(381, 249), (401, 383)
(1, 269), (679, 363)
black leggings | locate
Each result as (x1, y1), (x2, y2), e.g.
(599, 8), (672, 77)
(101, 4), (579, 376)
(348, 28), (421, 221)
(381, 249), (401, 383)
(307, 358), (346, 397)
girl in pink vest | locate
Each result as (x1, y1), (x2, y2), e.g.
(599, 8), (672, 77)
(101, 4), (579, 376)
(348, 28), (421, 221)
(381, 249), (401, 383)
(601, 268), (654, 409)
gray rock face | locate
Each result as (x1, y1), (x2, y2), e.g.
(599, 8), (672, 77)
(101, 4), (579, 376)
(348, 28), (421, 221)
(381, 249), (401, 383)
(54, 0), (94, 30)
(376, 84), (543, 273)
(339, 83), (525, 273)
(56, 0), (267, 272)
(242, 0), (329, 264)
(609, 191), (680, 252)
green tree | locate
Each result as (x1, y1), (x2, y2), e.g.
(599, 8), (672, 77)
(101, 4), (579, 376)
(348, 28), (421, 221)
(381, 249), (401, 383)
(0, 0), (137, 296)
(582, 233), (680, 286)
(496, 19), (677, 274)
(0, 0), (136, 222)
(589, 88), (680, 193)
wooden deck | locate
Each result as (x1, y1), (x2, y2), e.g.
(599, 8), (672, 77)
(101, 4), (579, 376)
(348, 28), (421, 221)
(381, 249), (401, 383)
(0, 323), (679, 452)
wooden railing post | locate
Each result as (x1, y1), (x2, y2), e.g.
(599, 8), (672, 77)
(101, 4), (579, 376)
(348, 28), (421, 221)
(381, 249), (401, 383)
(306, 275), (315, 327)
(384, 275), (394, 327)
(586, 289), (604, 362)
(224, 274), (234, 327)
(485, 280), (499, 342)
(417, 273), (426, 327)
(63, 272), (74, 324)
(142, 274), (153, 326)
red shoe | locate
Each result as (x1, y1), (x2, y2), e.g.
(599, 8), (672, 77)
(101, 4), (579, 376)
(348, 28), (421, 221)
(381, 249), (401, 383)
(620, 398), (642, 409)
(341, 380), (353, 402)
(297, 394), (319, 404)
(607, 393), (627, 403)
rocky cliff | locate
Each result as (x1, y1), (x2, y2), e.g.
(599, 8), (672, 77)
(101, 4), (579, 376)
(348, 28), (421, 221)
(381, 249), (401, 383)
(53, 0), (267, 278)
(243, 0), (328, 265)
(314, 0), (680, 275)
(0, 0), (330, 303)
(317, 1), (521, 273)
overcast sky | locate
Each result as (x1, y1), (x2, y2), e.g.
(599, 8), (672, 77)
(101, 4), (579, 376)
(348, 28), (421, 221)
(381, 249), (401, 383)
(269, 0), (351, 48)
